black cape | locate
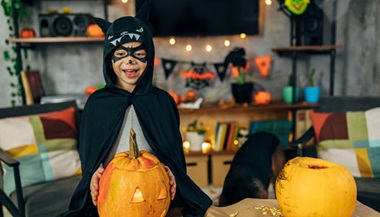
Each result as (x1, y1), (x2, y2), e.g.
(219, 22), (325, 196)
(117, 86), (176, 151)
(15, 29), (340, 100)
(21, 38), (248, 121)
(60, 1), (212, 216)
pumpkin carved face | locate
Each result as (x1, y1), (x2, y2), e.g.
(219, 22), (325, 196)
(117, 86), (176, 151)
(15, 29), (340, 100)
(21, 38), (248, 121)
(275, 157), (357, 217)
(97, 129), (170, 217)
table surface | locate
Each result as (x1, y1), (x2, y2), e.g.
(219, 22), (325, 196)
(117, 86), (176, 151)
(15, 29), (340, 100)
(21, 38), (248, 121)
(206, 198), (380, 217)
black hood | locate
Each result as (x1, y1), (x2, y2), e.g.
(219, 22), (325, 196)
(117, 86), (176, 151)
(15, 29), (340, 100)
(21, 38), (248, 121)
(94, 1), (154, 95)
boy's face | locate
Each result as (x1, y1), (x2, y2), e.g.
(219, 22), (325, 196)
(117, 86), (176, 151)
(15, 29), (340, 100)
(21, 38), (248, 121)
(112, 41), (147, 92)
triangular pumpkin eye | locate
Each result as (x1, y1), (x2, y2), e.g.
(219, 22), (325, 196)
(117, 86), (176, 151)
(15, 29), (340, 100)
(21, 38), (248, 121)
(131, 187), (145, 203)
(157, 182), (168, 200)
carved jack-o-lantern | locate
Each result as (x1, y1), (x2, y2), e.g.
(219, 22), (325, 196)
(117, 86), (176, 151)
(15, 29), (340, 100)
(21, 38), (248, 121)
(97, 128), (170, 217)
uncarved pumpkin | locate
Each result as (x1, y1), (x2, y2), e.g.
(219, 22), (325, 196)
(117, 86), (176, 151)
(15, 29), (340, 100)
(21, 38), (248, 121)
(254, 91), (271, 104)
(275, 157), (357, 217)
(86, 24), (104, 37)
(97, 128), (170, 217)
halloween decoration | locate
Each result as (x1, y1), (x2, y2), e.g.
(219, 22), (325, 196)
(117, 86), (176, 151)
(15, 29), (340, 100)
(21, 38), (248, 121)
(254, 91), (271, 104)
(276, 157), (357, 217)
(181, 63), (215, 90)
(224, 47), (248, 85)
(284, 0), (310, 15)
(254, 56), (271, 77)
(97, 128), (171, 217)
(20, 28), (36, 38)
(86, 24), (104, 37)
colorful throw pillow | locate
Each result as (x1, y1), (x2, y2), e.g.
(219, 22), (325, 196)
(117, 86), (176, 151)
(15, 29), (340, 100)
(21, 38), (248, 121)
(310, 108), (380, 178)
(0, 107), (82, 195)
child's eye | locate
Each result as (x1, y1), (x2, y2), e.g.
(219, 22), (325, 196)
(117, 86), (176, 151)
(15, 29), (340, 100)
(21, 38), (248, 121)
(134, 51), (146, 58)
(114, 51), (127, 58)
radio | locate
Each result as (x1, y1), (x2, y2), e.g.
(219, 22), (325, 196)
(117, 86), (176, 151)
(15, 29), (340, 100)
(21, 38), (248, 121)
(39, 13), (94, 37)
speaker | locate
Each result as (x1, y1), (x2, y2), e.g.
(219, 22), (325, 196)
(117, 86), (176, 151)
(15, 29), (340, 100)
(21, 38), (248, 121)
(295, 1), (324, 46)
(39, 13), (94, 37)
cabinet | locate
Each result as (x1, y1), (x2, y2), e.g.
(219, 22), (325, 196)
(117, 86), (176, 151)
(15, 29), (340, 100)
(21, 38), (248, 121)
(181, 102), (318, 186)
(179, 102), (318, 147)
(8, 0), (108, 105)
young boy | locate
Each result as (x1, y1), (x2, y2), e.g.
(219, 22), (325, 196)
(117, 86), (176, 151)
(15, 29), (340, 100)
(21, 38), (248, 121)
(60, 1), (212, 216)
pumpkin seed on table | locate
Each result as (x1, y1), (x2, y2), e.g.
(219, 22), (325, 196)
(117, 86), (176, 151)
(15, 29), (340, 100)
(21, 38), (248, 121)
(229, 211), (238, 217)
(254, 206), (283, 217)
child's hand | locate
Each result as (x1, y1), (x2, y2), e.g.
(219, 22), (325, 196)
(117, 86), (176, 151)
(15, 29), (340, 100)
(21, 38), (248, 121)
(90, 166), (104, 206)
(164, 165), (177, 200)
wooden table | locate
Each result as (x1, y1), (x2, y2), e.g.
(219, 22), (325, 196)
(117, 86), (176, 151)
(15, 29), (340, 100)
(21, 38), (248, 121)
(206, 198), (380, 217)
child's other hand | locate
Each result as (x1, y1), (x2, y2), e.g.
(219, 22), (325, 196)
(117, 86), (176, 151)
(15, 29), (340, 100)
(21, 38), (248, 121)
(164, 165), (177, 200)
(90, 166), (104, 206)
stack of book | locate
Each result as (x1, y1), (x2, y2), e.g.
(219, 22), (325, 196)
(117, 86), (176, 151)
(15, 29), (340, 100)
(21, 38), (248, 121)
(213, 121), (239, 152)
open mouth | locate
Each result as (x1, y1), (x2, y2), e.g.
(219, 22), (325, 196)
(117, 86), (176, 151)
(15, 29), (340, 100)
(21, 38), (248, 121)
(123, 69), (139, 78)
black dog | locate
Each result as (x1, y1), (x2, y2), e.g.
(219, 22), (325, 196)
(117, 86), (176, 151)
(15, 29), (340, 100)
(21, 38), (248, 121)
(218, 132), (286, 206)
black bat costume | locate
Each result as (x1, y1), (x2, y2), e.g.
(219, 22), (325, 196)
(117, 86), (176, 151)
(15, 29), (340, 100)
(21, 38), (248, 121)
(59, 1), (212, 216)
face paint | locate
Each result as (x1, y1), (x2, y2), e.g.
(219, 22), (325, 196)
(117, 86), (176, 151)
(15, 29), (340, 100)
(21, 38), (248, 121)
(112, 44), (147, 63)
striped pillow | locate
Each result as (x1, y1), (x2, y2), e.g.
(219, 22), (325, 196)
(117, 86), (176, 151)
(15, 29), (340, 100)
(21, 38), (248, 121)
(0, 107), (81, 195)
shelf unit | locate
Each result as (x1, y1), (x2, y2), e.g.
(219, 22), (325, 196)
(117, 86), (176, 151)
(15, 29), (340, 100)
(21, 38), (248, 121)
(8, 0), (108, 105)
(8, 37), (104, 43)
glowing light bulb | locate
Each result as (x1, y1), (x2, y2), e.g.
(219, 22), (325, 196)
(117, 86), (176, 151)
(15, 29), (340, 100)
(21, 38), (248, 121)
(169, 37), (176, 45)
(186, 44), (192, 52)
(224, 40), (231, 47)
(265, 0), (272, 5)
(206, 44), (212, 52)
(121, 0), (128, 3)
(183, 141), (190, 149)
(240, 33), (247, 39)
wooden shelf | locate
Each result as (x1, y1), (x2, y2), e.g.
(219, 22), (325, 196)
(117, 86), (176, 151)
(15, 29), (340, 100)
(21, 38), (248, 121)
(178, 102), (318, 114)
(8, 37), (104, 43)
(271, 45), (342, 52)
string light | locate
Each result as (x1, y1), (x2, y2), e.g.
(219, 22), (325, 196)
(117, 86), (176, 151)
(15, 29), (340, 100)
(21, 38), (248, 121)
(265, 0), (272, 6)
(205, 44), (212, 52)
(240, 33), (247, 39)
(185, 44), (192, 52)
(224, 40), (231, 47)
(169, 37), (176, 45)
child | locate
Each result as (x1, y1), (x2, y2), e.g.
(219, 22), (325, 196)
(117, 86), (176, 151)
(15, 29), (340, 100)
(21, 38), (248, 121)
(60, 1), (212, 216)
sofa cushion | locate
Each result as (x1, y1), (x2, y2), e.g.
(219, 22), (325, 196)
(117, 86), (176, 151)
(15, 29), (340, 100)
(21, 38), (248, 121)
(310, 108), (380, 178)
(0, 107), (81, 195)
(10, 175), (82, 217)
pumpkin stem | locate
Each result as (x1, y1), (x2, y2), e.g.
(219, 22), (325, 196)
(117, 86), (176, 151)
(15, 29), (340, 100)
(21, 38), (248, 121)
(129, 128), (140, 159)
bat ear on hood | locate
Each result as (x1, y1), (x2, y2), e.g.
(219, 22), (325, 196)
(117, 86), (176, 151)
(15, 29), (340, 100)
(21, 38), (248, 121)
(135, 0), (153, 23)
(93, 17), (111, 34)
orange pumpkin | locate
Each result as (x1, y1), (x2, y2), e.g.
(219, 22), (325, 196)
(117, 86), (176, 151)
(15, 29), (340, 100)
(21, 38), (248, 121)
(86, 24), (104, 37)
(20, 28), (36, 38)
(276, 157), (357, 217)
(97, 128), (170, 217)
(186, 89), (197, 101)
(254, 91), (271, 104)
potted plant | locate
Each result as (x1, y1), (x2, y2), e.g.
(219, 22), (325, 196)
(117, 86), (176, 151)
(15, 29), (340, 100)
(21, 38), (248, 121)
(184, 120), (208, 152)
(304, 68), (321, 103)
(225, 47), (253, 104)
(283, 74), (299, 104)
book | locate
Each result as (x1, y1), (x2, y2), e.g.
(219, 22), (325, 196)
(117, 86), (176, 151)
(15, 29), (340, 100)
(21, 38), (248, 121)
(225, 122), (236, 151)
(21, 70), (46, 104)
(20, 71), (34, 105)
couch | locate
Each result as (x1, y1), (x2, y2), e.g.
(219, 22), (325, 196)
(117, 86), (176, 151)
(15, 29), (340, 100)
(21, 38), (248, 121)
(0, 101), (82, 217)
(292, 96), (380, 212)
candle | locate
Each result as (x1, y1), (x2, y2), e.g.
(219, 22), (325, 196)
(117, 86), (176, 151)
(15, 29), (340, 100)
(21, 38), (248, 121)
(183, 141), (190, 154)
(202, 142), (211, 154)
